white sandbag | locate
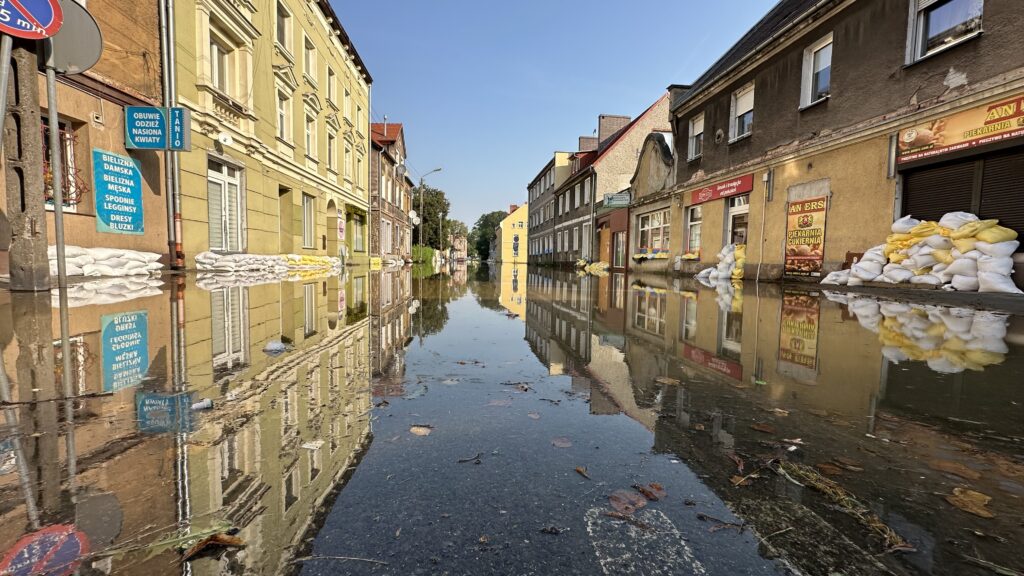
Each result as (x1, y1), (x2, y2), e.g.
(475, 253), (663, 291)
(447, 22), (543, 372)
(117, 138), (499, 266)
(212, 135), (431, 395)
(927, 357), (965, 374)
(977, 255), (1014, 275)
(911, 254), (937, 268)
(922, 235), (953, 250)
(119, 251), (162, 263)
(883, 263), (903, 274)
(950, 275), (980, 292)
(938, 211), (979, 230)
(977, 271), (1024, 294)
(891, 215), (920, 234)
(931, 263), (948, 274)
(907, 244), (923, 257)
(944, 258), (978, 277)
(882, 346), (910, 363)
(975, 240), (1020, 258)
(970, 312), (1008, 339)
(820, 270), (850, 285)
(966, 337), (1009, 354)
(910, 274), (942, 285)
(848, 299), (880, 317)
(884, 268), (914, 283)
(145, 261), (164, 272)
(82, 263), (118, 277)
(66, 254), (95, 267)
(861, 246), (888, 264)
(851, 261), (883, 281)
(847, 276), (864, 287)
(880, 302), (911, 316)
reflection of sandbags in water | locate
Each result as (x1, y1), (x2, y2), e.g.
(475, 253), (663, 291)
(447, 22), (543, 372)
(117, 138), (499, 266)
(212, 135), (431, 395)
(52, 276), (164, 308)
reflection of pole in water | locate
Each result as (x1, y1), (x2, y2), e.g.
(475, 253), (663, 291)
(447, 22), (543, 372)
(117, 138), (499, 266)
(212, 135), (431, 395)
(0, 354), (41, 530)
(171, 278), (193, 576)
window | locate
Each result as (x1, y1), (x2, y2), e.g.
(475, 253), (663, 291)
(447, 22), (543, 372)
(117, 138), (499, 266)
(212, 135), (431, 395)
(327, 68), (336, 103)
(42, 118), (82, 212)
(357, 155), (363, 187)
(634, 290), (666, 336)
(344, 144), (352, 178)
(686, 206), (702, 252)
(680, 296), (698, 342)
(581, 223), (591, 258)
(343, 89), (351, 120)
(583, 179), (591, 204)
(727, 195), (750, 246)
(208, 160), (243, 251)
(303, 36), (316, 82)
(383, 220), (392, 254)
(356, 105), (363, 131)
(304, 283), (316, 336)
(637, 209), (671, 252)
(304, 110), (317, 157)
(327, 130), (337, 171)
(730, 84), (754, 141)
(275, 2), (291, 53)
(688, 113), (704, 160)
(211, 287), (246, 373)
(210, 36), (230, 94)
(911, 0), (983, 61)
(613, 231), (626, 267)
(801, 34), (833, 107)
(574, 184), (581, 208)
(302, 194), (316, 248)
(573, 226), (579, 251)
(352, 214), (365, 251)
(276, 90), (291, 141)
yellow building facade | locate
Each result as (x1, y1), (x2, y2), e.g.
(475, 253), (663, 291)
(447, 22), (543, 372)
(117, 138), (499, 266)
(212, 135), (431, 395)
(495, 204), (528, 264)
(174, 0), (372, 266)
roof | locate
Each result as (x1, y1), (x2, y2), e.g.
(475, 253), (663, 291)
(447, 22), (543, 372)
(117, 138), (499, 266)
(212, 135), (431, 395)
(594, 93), (669, 165)
(671, 0), (825, 112)
(371, 123), (403, 145)
(314, 0), (373, 84)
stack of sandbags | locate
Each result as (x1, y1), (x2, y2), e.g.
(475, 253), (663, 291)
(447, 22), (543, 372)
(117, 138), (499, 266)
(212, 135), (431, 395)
(835, 294), (1009, 373)
(695, 244), (745, 284)
(48, 245), (163, 278)
(195, 251), (289, 273)
(282, 253), (343, 270)
(820, 212), (1021, 294)
(53, 276), (164, 308)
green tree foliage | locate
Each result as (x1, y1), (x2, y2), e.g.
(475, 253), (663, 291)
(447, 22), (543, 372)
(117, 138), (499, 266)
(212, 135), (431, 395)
(471, 211), (508, 261)
(415, 185), (451, 250)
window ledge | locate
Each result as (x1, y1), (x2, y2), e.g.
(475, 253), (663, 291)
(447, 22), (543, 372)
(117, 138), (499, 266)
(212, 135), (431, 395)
(728, 132), (752, 145)
(905, 30), (983, 69)
(277, 136), (295, 149)
(687, 154), (702, 163)
(304, 74), (318, 88)
(274, 42), (294, 64)
(799, 95), (829, 112)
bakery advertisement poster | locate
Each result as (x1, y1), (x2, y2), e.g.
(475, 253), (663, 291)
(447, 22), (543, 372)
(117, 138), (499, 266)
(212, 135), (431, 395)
(785, 197), (827, 277)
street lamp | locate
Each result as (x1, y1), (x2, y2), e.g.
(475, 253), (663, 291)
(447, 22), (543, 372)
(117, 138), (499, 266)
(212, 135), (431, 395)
(418, 167), (442, 247)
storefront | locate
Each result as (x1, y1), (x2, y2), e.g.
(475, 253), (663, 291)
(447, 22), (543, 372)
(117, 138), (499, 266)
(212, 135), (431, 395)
(681, 173), (756, 269)
(595, 196), (629, 272)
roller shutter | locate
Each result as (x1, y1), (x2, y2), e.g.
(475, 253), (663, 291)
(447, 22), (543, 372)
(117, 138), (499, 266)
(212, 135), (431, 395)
(979, 148), (1024, 239)
(902, 160), (975, 223)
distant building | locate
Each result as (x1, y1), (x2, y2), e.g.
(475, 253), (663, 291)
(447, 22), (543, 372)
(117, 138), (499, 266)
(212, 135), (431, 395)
(526, 152), (572, 265)
(495, 204), (528, 264)
(370, 123), (414, 263)
(448, 234), (468, 262)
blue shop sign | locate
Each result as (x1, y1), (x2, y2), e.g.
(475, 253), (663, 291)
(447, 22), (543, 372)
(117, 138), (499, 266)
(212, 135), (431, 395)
(136, 392), (193, 434)
(101, 311), (149, 392)
(93, 149), (144, 235)
(125, 106), (167, 149)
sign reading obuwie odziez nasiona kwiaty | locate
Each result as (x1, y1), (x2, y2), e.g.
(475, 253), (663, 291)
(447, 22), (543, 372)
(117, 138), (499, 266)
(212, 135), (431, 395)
(898, 92), (1024, 163)
(785, 197), (828, 276)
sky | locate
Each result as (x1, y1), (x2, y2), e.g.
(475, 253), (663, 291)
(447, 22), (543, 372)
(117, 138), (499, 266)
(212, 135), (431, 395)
(330, 0), (776, 226)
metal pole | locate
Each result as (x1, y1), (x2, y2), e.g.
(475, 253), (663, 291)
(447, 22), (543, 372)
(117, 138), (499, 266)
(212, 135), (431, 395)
(0, 35), (12, 156)
(159, 0), (176, 266)
(418, 178), (423, 247)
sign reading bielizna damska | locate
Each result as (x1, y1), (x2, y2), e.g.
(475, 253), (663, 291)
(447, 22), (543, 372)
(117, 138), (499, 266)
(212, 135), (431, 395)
(898, 92), (1024, 163)
(93, 149), (144, 234)
(689, 173), (754, 205)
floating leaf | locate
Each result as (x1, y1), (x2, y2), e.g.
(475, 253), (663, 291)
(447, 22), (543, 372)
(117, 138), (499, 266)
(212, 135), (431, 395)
(575, 466), (590, 479)
(831, 456), (863, 472)
(693, 424), (705, 431)
(730, 475), (755, 487)
(633, 482), (666, 501)
(945, 488), (994, 518)
(527, 412), (541, 420)
(608, 489), (647, 514)
(409, 425), (433, 436)
(551, 437), (572, 448)
(816, 462), (844, 476)
(771, 408), (790, 417)
(929, 459), (981, 480)
(181, 533), (245, 562)
(654, 376), (680, 386)
(750, 423), (777, 435)
(727, 453), (745, 474)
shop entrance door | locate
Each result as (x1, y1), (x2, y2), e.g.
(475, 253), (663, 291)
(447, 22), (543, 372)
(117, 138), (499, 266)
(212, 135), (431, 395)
(727, 195), (750, 246)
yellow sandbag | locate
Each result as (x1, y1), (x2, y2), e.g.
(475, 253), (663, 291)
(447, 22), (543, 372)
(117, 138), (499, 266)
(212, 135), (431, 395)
(925, 323), (946, 337)
(964, 349), (1006, 367)
(912, 268), (932, 275)
(950, 219), (997, 240)
(887, 233), (915, 244)
(909, 222), (940, 237)
(931, 249), (953, 264)
(889, 252), (908, 264)
(975, 225), (1018, 243)
(952, 237), (977, 253)
(942, 336), (968, 352)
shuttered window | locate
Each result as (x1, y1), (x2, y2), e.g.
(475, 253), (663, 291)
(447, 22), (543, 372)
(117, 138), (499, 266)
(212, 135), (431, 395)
(211, 287), (246, 373)
(902, 159), (975, 223)
(208, 160), (243, 251)
(979, 149), (1024, 239)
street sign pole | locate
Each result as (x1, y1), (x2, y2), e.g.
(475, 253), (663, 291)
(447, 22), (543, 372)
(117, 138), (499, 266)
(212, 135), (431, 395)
(0, 34), (13, 156)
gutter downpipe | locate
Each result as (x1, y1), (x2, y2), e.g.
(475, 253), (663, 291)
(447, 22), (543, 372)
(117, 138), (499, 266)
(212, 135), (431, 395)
(755, 168), (772, 283)
(159, 0), (175, 267)
(169, 0), (183, 269)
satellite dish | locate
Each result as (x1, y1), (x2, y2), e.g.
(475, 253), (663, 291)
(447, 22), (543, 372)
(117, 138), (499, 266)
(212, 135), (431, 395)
(409, 210), (417, 219)
(396, 164), (407, 177)
(217, 132), (234, 146)
(47, 0), (103, 75)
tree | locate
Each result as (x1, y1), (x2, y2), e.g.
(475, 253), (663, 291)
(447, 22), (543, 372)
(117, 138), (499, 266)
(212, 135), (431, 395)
(415, 185), (451, 250)
(471, 211), (507, 261)
(447, 219), (468, 239)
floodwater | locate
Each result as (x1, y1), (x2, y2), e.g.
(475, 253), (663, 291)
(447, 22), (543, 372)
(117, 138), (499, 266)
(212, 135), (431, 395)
(0, 263), (1021, 575)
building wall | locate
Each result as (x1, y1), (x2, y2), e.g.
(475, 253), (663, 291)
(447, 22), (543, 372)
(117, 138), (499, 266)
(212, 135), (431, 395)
(497, 204), (529, 264)
(595, 96), (670, 200)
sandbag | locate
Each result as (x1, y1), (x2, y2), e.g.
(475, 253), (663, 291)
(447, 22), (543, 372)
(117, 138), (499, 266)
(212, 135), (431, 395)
(909, 221), (941, 237)
(910, 253), (937, 268)
(891, 215), (921, 234)
(820, 270), (850, 285)
(977, 255), (1014, 275)
(975, 225), (1018, 244)
(938, 211), (979, 230)
(884, 268), (914, 283)
(950, 219), (997, 240)
(950, 275), (980, 292)
(889, 252), (909, 264)
(975, 240), (1019, 258)
(851, 261), (882, 280)
(951, 249), (982, 260)
(922, 234), (953, 250)
(910, 274), (941, 285)
(952, 237), (977, 253)
(944, 258), (978, 277)
(847, 276), (864, 287)
(931, 249), (953, 264)
(977, 271), (1024, 294)
(861, 247), (888, 264)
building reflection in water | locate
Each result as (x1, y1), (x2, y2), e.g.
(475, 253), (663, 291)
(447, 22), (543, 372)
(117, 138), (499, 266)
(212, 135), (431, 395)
(521, 267), (1023, 576)
(0, 270), (373, 575)
(370, 266), (413, 400)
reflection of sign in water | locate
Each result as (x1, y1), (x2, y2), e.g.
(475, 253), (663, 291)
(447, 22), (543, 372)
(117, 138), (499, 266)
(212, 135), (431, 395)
(785, 196), (827, 277)
(101, 311), (149, 392)
(93, 149), (144, 235)
(512, 234), (519, 257)
(681, 343), (743, 380)
(136, 392), (192, 434)
(0, 525), (89, 576)
(779, 293), (820, 371)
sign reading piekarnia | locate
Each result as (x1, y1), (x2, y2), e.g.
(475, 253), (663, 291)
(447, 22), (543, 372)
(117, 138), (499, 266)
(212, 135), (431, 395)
(785, 197), (827, 276)
(898, 92), (1024, 163)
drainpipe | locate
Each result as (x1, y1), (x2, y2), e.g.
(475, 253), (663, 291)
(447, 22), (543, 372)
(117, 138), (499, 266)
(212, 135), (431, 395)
(159, 0), (175, 266)
(755, 168), (773, 283)
(588, 173), (595, 263)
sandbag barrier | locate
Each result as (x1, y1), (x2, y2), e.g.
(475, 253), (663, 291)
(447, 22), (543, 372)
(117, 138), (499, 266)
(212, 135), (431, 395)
(821, 212), (1021, 295)
(48, 245), (164, 278)
(194, 251), (343, 291)
(50, 277), (165, 308)
(823, 291), (1010, 374)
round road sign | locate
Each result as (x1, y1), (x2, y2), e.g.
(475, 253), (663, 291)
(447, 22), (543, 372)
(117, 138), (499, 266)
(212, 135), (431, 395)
(0, 525), (89, 576)
(0, 0), (64, 40)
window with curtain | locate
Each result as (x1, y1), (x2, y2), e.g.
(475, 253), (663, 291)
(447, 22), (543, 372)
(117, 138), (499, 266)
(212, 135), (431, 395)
(637, 209), (671, 251)
(731, 84), (755, 140)
(688, 113), (704, 160)
(208, 160), (242, 252)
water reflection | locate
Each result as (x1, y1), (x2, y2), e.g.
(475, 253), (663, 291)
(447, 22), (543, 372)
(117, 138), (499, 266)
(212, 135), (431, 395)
(0, 270), (375, 575)
(523, 267), (1023, 576)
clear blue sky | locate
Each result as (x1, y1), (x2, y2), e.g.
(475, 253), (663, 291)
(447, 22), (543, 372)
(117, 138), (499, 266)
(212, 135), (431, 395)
(330, 0), (775, 226)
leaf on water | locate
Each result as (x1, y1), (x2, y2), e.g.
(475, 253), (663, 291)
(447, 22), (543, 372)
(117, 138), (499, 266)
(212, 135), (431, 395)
(608, 489), (647, 514)
(575, 466), (590, 479)
(945, 488), (995, 518)
(654, 376), (680, 386)
(551, 437), (572, 448)
(772, 408), (790, 417)
(409, 425), (434, 436)
(727, 453), (745, 474)
(750, 423), (777, 435)
(181, 533), (245, 562)
(633, 482), (667, 501)
(831, 456), (863, 472)
(527, 412), (541, 420)
(693, 424), (705, 431)
(781, 438), (806, 445)
(730, 475), (754, 487)
(487, 399), (512, 407)
(929, 459), (981, 480)
(815, 462), (844, 476)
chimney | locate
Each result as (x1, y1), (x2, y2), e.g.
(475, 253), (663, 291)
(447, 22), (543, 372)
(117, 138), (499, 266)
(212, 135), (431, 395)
(598, 114), (631, 149)
(578, 136), (598, 152)
(509, 204), (518, 214)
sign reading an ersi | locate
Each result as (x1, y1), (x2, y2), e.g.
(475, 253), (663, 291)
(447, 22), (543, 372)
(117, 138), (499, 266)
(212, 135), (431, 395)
(0, 0), (63, 39)
(125, 106), (191, 151)
(689, 173), (754, 206)
(898, 92), (1024, 163)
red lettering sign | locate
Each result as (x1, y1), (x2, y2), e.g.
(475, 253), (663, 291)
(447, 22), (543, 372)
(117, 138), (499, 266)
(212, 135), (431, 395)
(689, 174), (755, 206)
(681, 343), (743, 380)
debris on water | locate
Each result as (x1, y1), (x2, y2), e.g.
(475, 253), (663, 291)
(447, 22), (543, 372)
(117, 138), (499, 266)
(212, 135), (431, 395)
(771, 408), (790, 417)
(478, 535), (490, 545)
(609, 489), (647, 514)
(683, 499), (697, 506)
(963, 528), (1007, 543)
(374, 399), (390, 408)
(191, 398), (213, 411)
(750, 423), (777, 435)
(731, 474), (758, 487)
(457, 453), (482, 464)
(961, 555), (1021, 576)
(831, 457), (863, 472)
(754, 379), (768, 386)
(654, 376), (680, 386)
(527, 412), (541, 420)
(633, 483), (666, 501)
(945, 487), (995, 518)
(181, 532), (245, 562)
(815, 462), (844, 476)
(552, 437), (572, 448)
(929, 459), (981, 480)
(696, 512), (746, 533)
(694, 424), (705, 431)
(540, 398), (561, 405)
(539, 526), (565, 535)
(410, 425), (434, 437)
(575, 466), (590, 479)
(727, 452), (745, 474)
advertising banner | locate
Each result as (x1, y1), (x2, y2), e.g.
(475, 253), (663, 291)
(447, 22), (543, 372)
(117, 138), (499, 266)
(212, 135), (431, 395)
(778, 292), (820, 372)
(101, 311), (149, 392)
(898, 92), (1024, 163)
(689, 173), (754, 206)
(93, 149), (144, 235)
(681, 343), (743, 380)
(136, 392), (193, 434)
(784, 196), (828, 276)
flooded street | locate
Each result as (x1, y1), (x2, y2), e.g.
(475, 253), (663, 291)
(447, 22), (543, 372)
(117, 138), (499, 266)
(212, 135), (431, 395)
(0, 265), (1022, 575)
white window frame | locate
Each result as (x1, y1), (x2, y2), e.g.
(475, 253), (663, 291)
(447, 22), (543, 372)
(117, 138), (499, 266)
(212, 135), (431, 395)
(343, 89), (351, 120)
(303, 35), (317, 84)
(801, 33), (833, 108)
(211, 287), (247, 371)
(304, 109), (317, 159)
(326, 129), (337, 172)
(583, 179), (591, 204)
(729, 83), (755, 142)
(302, 193), (316, 248)
(344, 144), (352, 179)
(208, 160), (243, 252)
(210, 35), (231, 95)
(326, 67), (336, 103)
(275, 2), (292, 55)
(726, 195), (750, 246)
(276, 89), (292, 142)
(303, 283), (317, 336)
(573, 226), (580, 251)
(687, 113), (704, 160)
(636, 209), (671, 252)
(907, 0), (984, 63)
(686, 205), (702, 252)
